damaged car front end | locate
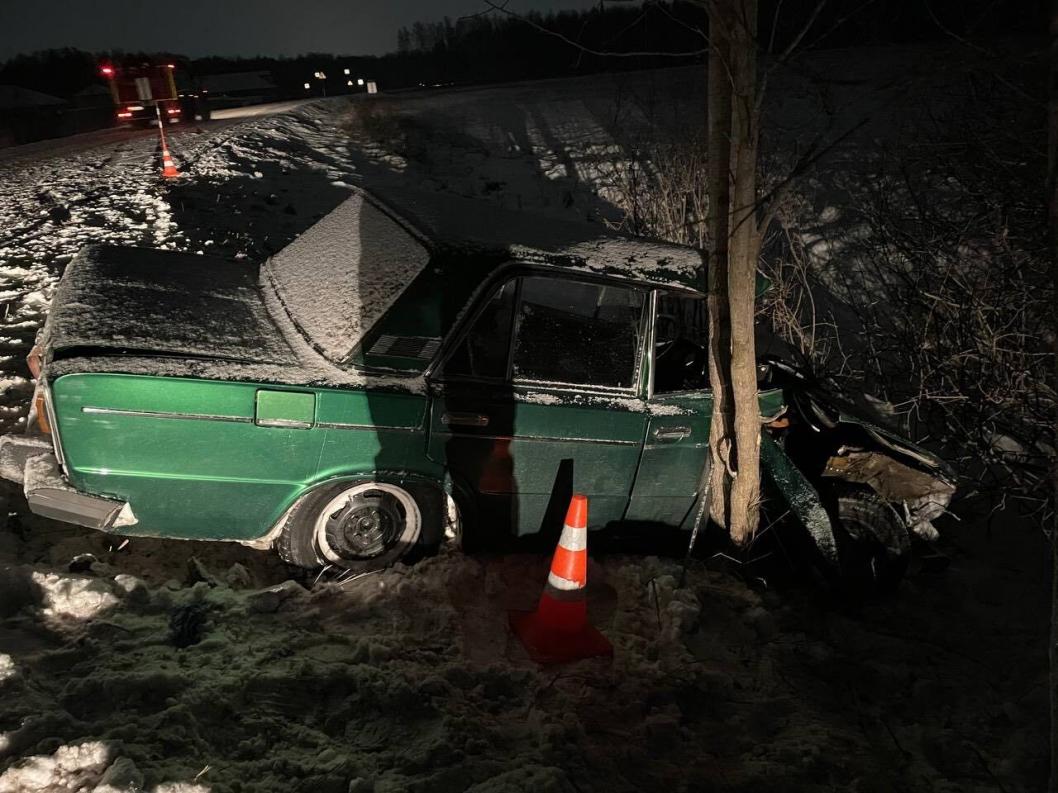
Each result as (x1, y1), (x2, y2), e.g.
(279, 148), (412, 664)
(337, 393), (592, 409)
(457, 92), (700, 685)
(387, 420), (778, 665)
(758, 355), (956, 589)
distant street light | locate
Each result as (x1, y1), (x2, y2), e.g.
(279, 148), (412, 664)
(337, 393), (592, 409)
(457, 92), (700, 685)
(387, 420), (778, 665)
(313, 71), (328, 96)
(357, 78), (365, 86)
(303, 82), (310, 90)
(343, 68), (350, 75)
(346, 80), (353, 86)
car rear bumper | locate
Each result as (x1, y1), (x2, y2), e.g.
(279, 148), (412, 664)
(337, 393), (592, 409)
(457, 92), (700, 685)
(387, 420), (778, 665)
(0, 434), (136, 531)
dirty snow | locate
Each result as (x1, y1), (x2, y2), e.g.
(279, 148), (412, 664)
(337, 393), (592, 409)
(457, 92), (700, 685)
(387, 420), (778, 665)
(0, 526), (1047, 792)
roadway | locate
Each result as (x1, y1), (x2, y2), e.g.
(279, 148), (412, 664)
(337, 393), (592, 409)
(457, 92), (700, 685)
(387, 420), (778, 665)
(0, 98), (321, 166)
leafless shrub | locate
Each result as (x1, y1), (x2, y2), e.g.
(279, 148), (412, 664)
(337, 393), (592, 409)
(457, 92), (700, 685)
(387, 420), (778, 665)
(599, 84), (1053, 526)
(825, 141), (1054, 521)
(597, 133), (710, 248)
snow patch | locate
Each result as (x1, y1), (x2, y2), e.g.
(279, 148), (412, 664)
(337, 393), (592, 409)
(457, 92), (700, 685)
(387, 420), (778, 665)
(0, 654), (14, 683)
(0, 741), (112, 793)
(30, 571), (119, 622)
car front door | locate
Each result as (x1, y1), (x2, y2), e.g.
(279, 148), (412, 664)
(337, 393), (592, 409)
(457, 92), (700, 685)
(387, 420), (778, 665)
(427, 271), (650, 538)
(626, 290), (713, 528)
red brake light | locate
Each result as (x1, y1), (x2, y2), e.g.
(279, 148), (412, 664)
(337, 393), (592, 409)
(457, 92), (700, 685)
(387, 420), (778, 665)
(100, 65), (114, 77)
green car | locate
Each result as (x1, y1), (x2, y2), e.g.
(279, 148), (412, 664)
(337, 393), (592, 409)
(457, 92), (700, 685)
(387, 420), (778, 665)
(0, 188), (955, 584)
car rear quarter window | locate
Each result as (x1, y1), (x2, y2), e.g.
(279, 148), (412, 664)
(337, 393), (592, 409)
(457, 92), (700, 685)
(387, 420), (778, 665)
(512, 277), (644, 389)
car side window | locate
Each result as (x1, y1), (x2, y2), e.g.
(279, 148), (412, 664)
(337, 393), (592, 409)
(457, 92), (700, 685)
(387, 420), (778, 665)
(653, 292), (709, 394)
(511, 276), (645, 389)
(444, 280), (517, 380)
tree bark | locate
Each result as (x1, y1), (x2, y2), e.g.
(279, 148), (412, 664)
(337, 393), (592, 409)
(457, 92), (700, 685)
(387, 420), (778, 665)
(725, 0), (762, 543)
(706, 2), (735, 528)
(706, 0), (761, 544)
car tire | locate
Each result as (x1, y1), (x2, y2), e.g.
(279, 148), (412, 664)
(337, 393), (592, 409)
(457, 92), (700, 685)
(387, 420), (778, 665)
(276, 479), (443, 572)
(827, 484), (911, 596)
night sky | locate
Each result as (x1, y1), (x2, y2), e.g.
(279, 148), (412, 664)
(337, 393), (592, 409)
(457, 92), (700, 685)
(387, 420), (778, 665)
(0, 0), (605, 60)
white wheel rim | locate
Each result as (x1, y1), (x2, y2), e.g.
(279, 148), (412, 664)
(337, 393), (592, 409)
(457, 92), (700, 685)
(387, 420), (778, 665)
(313, 482), (421, 566)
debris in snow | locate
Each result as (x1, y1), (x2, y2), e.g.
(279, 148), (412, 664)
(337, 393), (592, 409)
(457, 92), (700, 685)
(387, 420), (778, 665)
(168, 602), (209, 647)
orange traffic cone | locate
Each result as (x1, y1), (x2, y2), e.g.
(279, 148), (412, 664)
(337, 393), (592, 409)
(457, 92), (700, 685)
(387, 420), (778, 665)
(509, 494), (613, 664)
(160, 144), (179, 178)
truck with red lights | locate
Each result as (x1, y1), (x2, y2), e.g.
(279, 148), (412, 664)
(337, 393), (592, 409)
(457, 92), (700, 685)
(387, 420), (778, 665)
(100, 62), (210, 125)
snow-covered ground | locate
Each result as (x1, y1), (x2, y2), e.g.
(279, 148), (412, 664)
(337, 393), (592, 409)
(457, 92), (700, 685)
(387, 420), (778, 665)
(0, 51), (1050, 792)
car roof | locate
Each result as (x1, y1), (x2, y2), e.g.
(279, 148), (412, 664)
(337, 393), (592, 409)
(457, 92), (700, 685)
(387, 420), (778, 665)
(265, 186), (708, 373)
(364, 185), (706, 294)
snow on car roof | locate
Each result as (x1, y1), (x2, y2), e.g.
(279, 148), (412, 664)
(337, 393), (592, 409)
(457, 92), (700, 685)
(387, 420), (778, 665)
(47, 245), (299, 365)
(263, 191), (430, 363)
(365, 185), (705, 292)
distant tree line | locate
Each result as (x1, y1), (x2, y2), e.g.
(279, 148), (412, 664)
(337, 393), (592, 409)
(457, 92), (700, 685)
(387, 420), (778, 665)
(0, 0), (1043, 101)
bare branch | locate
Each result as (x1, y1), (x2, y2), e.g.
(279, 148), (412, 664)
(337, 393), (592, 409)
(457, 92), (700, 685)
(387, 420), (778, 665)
(480, 0), (708, 58)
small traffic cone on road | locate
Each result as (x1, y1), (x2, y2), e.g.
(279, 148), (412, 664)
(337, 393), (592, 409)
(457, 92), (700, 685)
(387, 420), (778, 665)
(160, 143), (179, 178)
(155, 107), (180, 179)
(509, 494), (613, 664)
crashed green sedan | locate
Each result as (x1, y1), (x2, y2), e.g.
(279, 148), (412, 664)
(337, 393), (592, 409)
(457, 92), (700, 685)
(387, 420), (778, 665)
(0, 188), (954, 584)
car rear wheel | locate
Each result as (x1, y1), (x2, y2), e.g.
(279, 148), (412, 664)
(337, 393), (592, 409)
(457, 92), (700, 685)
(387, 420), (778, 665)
(277, 480), (440, 572)
(828, 484), (911, 596)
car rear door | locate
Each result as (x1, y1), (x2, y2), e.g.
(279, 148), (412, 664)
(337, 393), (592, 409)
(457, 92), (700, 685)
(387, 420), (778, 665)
(427, 271), (650, 537)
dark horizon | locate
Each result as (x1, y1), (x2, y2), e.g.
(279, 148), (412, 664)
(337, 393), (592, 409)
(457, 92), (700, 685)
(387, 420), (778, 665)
(0, 0), (604, 63)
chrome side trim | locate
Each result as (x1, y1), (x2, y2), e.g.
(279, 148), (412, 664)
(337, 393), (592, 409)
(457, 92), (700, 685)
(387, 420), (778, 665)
(82, 406), (253, 424)
(645, 442), (709, 451)
(442, 412), (489, 427)
(256, 418), (312, 430)
(316, 422), (421, 432)
(434, 431), (638, 447)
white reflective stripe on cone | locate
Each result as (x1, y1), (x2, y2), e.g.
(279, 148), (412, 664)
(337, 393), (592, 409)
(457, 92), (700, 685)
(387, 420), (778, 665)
(547, 571), (581, 591)
(557, 525), (587, 551)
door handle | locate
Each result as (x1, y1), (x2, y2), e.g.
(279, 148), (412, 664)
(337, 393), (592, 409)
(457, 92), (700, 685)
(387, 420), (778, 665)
(653, 425), (691, 442)
(442, 412), (490, 428)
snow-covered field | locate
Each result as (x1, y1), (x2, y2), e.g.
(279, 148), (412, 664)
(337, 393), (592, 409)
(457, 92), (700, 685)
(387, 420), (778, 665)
(0, 52), (1050, 793)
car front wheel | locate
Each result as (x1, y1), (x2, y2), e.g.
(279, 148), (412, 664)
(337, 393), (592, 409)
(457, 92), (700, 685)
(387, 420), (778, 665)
(277, 480), (440, 572)
(827, 484), (912, 596)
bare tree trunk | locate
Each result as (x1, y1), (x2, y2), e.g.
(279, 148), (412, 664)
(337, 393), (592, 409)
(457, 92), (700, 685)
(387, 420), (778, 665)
(725, 0), (762, 543)
(706, 0), (761, 544)
(707, 3), (735, 528)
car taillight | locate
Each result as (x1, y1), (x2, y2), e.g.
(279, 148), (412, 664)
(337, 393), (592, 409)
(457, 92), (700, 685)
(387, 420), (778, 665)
(117, 111), (133, 118)
(167, 108), (181, 115)
(27, 345), (42, 379)
(34, 390), (51, 434)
